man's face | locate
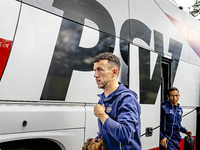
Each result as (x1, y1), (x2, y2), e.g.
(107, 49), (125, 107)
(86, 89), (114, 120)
(93, 60), (113, 89)
(167, 90), (180, 106)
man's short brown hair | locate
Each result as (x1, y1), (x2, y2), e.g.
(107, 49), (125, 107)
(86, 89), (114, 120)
(94, 52), (121, 74)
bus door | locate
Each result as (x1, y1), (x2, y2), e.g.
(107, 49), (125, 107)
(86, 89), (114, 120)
(161, 57), (172, 102)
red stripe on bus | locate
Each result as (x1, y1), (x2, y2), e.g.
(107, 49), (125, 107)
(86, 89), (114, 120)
(0, 38), (12, 79)
(148, 136), (196, 150)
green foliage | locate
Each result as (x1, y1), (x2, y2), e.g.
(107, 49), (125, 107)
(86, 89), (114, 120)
(189, 0), (200, 17)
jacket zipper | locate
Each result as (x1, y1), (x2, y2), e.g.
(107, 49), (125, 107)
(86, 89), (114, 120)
(167, 104), (177, 148)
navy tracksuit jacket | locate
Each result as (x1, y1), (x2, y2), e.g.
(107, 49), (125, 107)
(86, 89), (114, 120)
(97, 84), (141, 150)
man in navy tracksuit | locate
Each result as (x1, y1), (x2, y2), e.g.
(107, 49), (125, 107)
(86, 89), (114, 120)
(160, 87), (192, 150)
(97, 84), (141, 150)
(91, 52), (141, 150)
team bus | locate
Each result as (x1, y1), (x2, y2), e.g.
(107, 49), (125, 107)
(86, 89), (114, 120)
(0, 0), (199, 149)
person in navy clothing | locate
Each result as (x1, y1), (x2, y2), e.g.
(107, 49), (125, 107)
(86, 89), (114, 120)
(160, 87), (192, 150)
(88, 52), (141, 150)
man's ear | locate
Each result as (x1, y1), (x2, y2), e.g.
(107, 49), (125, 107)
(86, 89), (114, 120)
(166, 95), (169, 99)
(112, 68), (118, 77)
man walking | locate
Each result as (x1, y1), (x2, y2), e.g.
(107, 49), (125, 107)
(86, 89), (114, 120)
(93, 52), (141, 150)
(160, 87), (192, 150)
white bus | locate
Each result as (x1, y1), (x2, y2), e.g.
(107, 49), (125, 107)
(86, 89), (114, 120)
(0, 0), (199, 149)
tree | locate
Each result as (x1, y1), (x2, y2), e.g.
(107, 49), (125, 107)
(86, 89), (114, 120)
(189, 0), (200, 17)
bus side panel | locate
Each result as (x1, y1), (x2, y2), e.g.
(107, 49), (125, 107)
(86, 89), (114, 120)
(0, 0), (20, 80)
(0, 103), (85, 134)
(155, 0), (200, 66)
(173, 61), (200, 107)
(0, 0), (20, 40)
(85, 104), (99, 141)
(0, 3), (62, 101)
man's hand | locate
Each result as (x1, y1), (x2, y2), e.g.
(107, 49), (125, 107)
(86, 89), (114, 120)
(186, 131), (192, 136)
(94, 104), (109, 124)
(94, 104), (106, 117)
(160, 137), (168, 148)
